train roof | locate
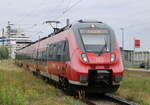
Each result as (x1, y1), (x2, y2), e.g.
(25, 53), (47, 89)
(18, 20), (108, 51)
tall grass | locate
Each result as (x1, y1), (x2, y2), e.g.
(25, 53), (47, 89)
(117, 71), (150, 105)
(0, 60), (86, 105)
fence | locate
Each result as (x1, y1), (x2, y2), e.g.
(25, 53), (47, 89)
(121, 49), (150, 67)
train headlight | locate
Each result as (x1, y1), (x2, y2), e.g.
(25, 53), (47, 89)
(114, 75), (122, 83)
(111, 53), (116, 62)
(81, 53), (89, 63)
(80, 75), (88, 83)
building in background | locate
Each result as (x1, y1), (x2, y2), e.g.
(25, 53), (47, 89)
(120, 48), (150, 67)
(0, 22), (32, 58)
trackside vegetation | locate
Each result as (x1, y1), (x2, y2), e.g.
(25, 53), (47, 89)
(117, 70), (150, 105)
(0, 60), (86, 105)
(0, 47), (9, 60)
(1, 60), (150, 105)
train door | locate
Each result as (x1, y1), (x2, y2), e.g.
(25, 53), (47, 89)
(35, 48), (39, 71)
(56, 41), (65, 76)
(46, 46), (51, 78)
(58, 40), (70, 77)
(48, 43), (60, 81)
(31, 48), (37, 70)
(47, 44), (54, 78)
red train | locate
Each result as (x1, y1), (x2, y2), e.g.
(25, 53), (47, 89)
(16, 20), (124, 95)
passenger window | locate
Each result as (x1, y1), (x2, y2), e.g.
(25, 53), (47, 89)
(48, 44), (54, 60)
(63, 40), (70, 61)
(56, 42), (63, 61)
(47, 40), (70, 61)
(53, 44), (57, 60)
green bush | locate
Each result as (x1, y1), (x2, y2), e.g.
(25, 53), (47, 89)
(0, 47), (9, 60)
(0, 87), (27, 105)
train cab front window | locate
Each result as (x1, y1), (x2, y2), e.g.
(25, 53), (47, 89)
(79, 29), (110, 54)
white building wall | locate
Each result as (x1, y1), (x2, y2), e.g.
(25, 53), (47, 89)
(0, 33), (32, 58)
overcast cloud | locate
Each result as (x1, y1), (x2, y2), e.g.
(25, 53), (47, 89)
(0, 0), (150, 51)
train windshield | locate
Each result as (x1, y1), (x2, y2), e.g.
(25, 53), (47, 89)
(80, 29), (110, 53)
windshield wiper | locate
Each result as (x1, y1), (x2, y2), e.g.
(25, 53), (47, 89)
(98, 38), (107, 56)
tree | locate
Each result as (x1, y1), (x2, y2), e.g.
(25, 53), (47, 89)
(0, 47), (9, 60)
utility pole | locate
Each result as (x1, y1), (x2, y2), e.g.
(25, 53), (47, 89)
(7, 21), (14, 37)
(6, 21), (13, 58)
(120, 28), (124, 50)
(120, 28), (125, 66)
(2, 28), (5, 46)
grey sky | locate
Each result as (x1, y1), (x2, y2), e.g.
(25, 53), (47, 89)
(0, 0), (150, 51)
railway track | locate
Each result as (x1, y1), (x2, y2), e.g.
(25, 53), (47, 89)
(81, 93), (139, 105)
(105, 93), (139, 105)
(32, 71), (139, 105)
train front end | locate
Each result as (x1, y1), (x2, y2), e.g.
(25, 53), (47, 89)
(69, 20), (124, 93)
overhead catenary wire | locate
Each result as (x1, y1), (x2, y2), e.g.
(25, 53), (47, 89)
(13, 0), (51, 35)
(30, 0), (80, 40)
(56, 0), (84, 20)
(16, 0), (67, 36)
(45, 0), (68, 21)
(38, 0), (84, 34)
(16, 0), (83, 33)
(62, 0), (84, 14)
(17, 0), (48, 24)
(64, 0), (72, 11)
(22, 0), (150, 41)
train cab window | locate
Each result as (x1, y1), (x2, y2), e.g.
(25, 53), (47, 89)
(79, 29), (110, 54)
